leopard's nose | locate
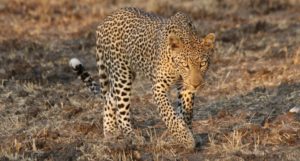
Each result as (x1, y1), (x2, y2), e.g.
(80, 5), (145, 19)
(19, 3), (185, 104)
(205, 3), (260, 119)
(193, 79), (206, 88)
(192, 84), (200, 89)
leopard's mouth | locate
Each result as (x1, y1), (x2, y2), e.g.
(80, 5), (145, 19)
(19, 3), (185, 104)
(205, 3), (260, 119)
(175, 75), (205, 91)
(183, 81), (205, 92)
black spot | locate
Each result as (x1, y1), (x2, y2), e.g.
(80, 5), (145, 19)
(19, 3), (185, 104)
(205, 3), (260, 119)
(118, 83), (124, 88)
(121, 92), (127, 96)
(120, 111), (126, 115)
(104, 81), (109, 86)
(124, 87), (130, 91)
(121, 66), (127, 71)
(163, 79), (168, 84)
(123, 98), (129, 102)
(115, 89), (120, 94)
(178, 94), (182, 99)
(125, 105), (130, 110)
(116, 96), (121, 101)
(115, 72), (121, 77)
(75, 64), (84, 74)
(114, 76), (119, 82)
(100, 74), (107, 79)
(81, 72), (89, 81)
(118, 104), (125, 108)
(99, 64), (106, 70)
(121, 79), (127, 84)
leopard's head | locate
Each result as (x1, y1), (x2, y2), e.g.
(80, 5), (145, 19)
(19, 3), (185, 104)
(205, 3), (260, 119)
(167, 29), (215, 91)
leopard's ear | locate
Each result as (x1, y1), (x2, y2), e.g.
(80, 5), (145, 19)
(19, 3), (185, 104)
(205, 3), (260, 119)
(202, 33), (215, 49)
(168, 32), (182, 50)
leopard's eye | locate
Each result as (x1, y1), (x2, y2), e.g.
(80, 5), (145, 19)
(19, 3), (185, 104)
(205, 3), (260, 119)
(200, 61), (207, 68)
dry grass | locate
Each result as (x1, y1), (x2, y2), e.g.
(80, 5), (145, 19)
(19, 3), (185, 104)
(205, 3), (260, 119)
(0, 0), (300, 160)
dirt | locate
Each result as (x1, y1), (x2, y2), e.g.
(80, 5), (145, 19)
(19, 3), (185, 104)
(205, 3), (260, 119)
(0, 0), (300, 160)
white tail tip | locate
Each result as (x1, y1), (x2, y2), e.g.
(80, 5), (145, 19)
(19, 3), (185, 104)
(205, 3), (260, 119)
(69, 58), (82, 68)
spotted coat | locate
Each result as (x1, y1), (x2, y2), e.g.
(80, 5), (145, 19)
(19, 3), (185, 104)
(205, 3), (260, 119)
(70, 7), (215, 149)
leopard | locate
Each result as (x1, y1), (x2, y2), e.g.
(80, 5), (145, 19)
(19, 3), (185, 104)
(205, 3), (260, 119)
(69, 7), (215, 149)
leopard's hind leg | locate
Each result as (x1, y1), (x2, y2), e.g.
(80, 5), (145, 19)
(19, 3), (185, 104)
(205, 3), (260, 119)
(107, 54), (134, 137)
(96, 40), (120, 136)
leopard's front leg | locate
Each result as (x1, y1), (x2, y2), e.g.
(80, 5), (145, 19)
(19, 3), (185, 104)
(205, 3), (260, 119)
(176, 87), (195, 130)
(153, 81), (195, 149)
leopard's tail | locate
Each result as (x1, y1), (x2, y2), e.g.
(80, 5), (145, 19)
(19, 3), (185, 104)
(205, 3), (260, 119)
(69, 58), (100, 95)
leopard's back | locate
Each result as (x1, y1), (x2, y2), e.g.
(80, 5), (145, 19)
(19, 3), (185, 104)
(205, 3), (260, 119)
(96, 8), (167, 77)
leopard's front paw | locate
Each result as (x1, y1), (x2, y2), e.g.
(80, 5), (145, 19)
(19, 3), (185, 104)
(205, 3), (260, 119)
(172, 120), (195, 150)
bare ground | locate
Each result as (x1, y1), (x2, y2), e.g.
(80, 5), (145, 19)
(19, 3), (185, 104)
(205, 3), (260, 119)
(0, 0), (300, 160)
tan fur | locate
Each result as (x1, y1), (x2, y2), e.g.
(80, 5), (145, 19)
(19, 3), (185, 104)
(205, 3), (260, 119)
(86, 7), (214, 149)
